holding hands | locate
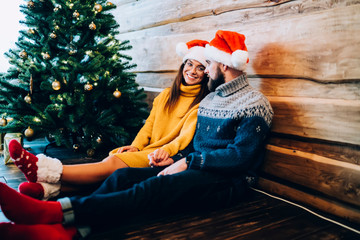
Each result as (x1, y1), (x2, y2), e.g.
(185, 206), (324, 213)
(148, 149), (174, 167)
(157, 158), (187, 176)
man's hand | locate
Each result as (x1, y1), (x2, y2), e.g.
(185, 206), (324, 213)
(157, 158), (187, 176)
(117, 146), (139, 153)
(148, 149), (173, 167)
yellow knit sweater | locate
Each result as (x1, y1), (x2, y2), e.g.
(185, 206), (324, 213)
(109, 84), (201, 167)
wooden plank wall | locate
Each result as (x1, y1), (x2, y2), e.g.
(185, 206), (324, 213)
(112, 0), (360, 224)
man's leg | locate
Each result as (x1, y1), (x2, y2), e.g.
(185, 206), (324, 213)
(90, 167), (162, 195)
(67, 169), (235, 226)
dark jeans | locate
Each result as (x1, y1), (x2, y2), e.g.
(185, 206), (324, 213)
(70, 168), (242, 226)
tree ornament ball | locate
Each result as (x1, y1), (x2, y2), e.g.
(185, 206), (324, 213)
(96, 136), (102, 144)
(113, 89), (121, 98)
(87, 148), (95, 157)
(24, 94), (32, 104)
(28, 29), (35, 35)
(73, 144), (80, 150)
(19, 50), (28, 59)
(94, 4), (103, 12)
(25, 126), (34, 138)
(106, 2), (114, 6)
(42, 52), (51, 60)
(52, 80), (61, 91)
(50, 32), (57, 39)
(27, 0), (35, 9)
(0, 117), (7, 127)
(89, 22), (96, 30)
(84, 82), (93, 91)
(73, 10), (80, 18)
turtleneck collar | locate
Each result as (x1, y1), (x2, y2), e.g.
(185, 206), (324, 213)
(180, 83), (202, 97)
(215, 74), (249, 97)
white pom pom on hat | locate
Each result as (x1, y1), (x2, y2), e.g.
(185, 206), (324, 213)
(204, 30), (249, 71)
(176, 42), (188, 57)
(231, 50), (249, 70)
(176, 39), (209, 67)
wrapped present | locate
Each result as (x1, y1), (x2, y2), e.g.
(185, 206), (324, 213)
(3, 133), (23, 165)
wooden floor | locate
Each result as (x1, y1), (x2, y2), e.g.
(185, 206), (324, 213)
(1, 139), (359, 239)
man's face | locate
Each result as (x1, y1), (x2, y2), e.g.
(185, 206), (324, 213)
(205, 60), (225, 92)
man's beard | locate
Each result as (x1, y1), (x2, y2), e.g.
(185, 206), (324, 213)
(207, 71), (225, 92)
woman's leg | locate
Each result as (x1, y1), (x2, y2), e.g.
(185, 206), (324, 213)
(61, 155), (129, 185)
(9, 139), (130, 185)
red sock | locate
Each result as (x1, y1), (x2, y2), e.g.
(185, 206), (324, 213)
(18, 182), (44, 200)
(8, 139), (39, 182)
(0, 183), (63, 224)
(0, 222), (77, 240)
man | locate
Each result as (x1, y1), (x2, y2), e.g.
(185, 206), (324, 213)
(0, 30), (273, 239)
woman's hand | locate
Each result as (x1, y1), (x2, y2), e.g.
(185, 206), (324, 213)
(117, 146), (139, 153)
(157, 158), (187, 176)
(148, 149), (173, 167)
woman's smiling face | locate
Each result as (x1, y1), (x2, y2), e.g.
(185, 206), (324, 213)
(182, 59), (206, 85)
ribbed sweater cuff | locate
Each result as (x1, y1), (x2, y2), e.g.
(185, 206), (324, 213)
(188, 154), (203, 170)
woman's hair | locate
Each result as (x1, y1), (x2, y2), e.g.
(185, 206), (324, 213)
(165, 61), (210, 113)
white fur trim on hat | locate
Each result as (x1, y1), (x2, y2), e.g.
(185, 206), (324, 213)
(176, 43), (207, 67)
(36, 154), (63, 183)
(183, 46), (207, 67)
(39, 182), (61, 200)
(205, 45), (248, 71)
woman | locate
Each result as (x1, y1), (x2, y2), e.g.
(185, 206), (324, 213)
(9, 39), (210, 200)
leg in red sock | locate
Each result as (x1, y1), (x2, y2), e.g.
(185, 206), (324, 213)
(0, 222), (77, 240)
(18, 181), (61, 200)
(18, 182), (45, 200)
(8, 140), (63, 183)
(8, 139), (39, 182)
(0, 183), (63, 224)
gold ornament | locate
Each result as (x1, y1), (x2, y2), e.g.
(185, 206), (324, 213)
(50, 32), (57, 39)
(69, 3), (74, 9)
(52, 80), (61, 91)
(0, 117), (7, 127)
(24, 94), (32, 104)
(68, 43), (77, 55)
(73, 144), (80, 150)
(27, 0), (35, 9)
(106, 2), (114, 6)
(19, 50), (28, 59)
(84, 82), (93, 91)
(113, 89), (121, 98)
(87, 148), (95, 157)
(28, 29), (35, 35)
(89, 21), (96, 30)
(96, 137), (102, 144)
(73, 10), (80, 18)
(94, 4), (102, 12)
(42, 52), (51, 60)
(54, 25), (60, 30)
(24, 126), (34, 138)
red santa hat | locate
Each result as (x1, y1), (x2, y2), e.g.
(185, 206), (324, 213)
(205, 30), (249, 71)
(176, 39), (209, 67)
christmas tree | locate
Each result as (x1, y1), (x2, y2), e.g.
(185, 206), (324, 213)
(0, 0), (148, 156)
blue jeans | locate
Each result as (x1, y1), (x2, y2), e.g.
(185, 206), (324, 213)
(69, 167), (243, 226)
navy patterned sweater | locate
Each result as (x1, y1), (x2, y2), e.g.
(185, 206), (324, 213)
(186, 74), (273, 181)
